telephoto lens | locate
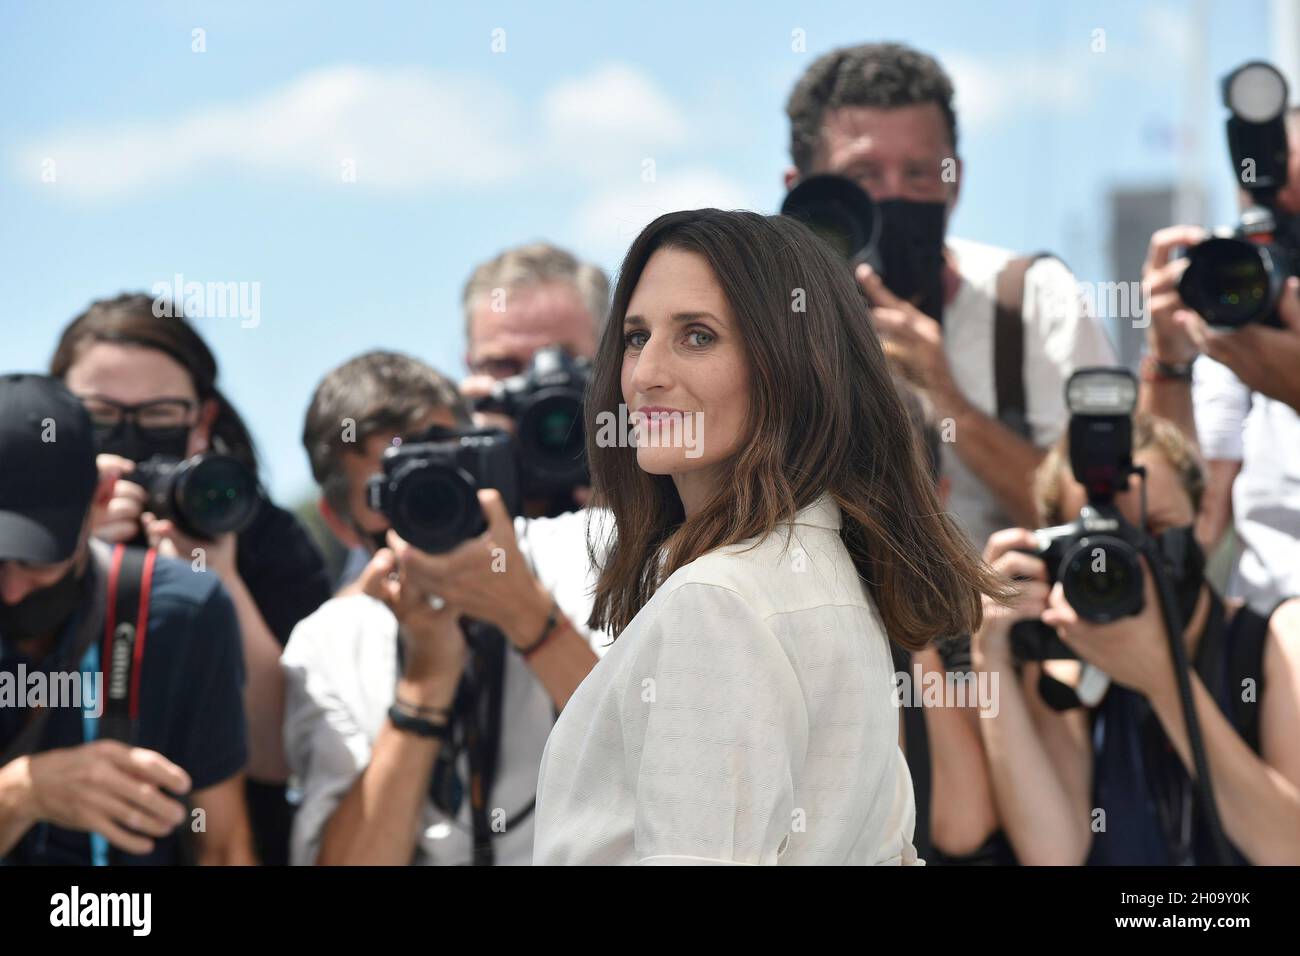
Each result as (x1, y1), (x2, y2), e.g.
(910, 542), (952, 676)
(125, 453), (260, 540)
(780, 173), (881, 262)
(1178, 231), (1288, 329)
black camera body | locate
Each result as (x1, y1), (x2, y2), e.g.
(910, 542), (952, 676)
(366, 426), (521, 554)
(1010, 506), (1147, 661)
(1179, 61), (1299, 330)
(1180, 212), (1299, 330)
(472, 346), (590, 501)
(1010, 368), (1148, 661)
(122, 453), (260, 540)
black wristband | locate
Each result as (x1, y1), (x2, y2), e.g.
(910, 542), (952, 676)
(387, 704), (452, 741)
(518, 599), (561, 659)
(392, 695), (452, 720)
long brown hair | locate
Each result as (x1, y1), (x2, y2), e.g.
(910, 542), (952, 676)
(49, 292), (259, 476)
(585, 208), (1007, 650)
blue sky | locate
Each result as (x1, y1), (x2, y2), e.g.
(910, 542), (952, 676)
(0, 0), (1286, 504)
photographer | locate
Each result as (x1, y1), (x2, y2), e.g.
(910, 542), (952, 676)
(460, 241), (604, 397)
(783, 43), (1116, 544)
(1138, 104), (1300, 608)
(49, 293), (334, 865)
(972, 406), (1300, 865)
(1, 374), (253, 865)
(284, 351), (606, 865)
(332, 242), (606, 590)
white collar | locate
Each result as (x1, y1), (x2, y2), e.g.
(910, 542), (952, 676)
(791, 493), (841, 532)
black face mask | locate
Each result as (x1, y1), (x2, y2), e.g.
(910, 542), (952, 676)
(96, 421), (190, 464)
(0, 564), (84, 645)
(875, 198), (949, 324)
(1155, 524), (1206, 628)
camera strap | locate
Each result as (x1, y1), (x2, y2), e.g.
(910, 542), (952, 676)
(84, 543), (201, 867)
(94, 543), (154, 746)
(1143, 590), (1225, 865)
(993, 253), (1053, 441)
(460, 621), (506, 866)
(400, 620), (532, 865)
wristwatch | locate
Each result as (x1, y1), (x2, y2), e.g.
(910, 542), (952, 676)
(1139, 353), (1194, 383)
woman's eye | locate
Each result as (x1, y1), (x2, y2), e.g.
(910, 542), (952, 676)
(685, 328), (714, 348)
(624, 330), (648, 349)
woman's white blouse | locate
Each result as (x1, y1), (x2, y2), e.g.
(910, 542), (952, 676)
(533, 494), (921, 865)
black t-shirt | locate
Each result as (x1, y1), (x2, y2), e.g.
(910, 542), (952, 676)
(231, 495), (333, 865)
(1, 553), (247, 865)
(236, 496), (333, 647)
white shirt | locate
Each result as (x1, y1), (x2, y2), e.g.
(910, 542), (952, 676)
(943, 237), (1118, 547)
(533, 494), (920, 866)
(1193, 355), (1300, 610)
(281, 508), (608, 865)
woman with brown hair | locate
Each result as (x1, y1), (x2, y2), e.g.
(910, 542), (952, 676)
(49, 294), (334, 864)
(533, 209), (1005, 865)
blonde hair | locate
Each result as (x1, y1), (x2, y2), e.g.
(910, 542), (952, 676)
(1034, 412), (1205, 526)
(461, 242), (609, 344)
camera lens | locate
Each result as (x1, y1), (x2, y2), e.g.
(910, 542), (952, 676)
(780, 174), (880, 263)
(174, 455), (259, 537)
(1180, 238), (1275, 328)
(1059, 536), (1144, 623)
(389, 460), (480, 553)
(519, 393), (585, 484)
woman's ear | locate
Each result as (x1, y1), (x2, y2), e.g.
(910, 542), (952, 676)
(187, 397), (219, 457)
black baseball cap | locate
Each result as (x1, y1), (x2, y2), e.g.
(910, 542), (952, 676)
(0, 373), (99, 563)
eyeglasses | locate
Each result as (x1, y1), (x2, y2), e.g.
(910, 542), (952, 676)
(77, 395), (197, 435)
(469, 357), (525, 380)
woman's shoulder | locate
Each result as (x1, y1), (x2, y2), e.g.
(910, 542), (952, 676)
(660, 496), (868, 616)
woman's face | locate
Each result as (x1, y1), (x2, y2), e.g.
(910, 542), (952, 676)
(63, 342), (214, 459)
(1055, 448), (1196, 536)
(620, 247), (750, 509)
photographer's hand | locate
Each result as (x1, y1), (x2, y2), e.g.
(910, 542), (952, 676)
(0, 740), (190, 858)
(857, 264), (1045, 528)
(856, 263), (958, 403)
(1141, 225), (1206, 365)
(141, 515), (237, 580)
(1135, 226), (1205, 443)
(971, 528), (1050, 672)
(1176, 275), (1300, 414)
(90, 453), (147, 544)
(386, 490), (597, 709)
(972, 528), (1095, 865)
(1041, 561), (1175, 701)
(313, 547), (465, 866)
(362, 546), (467, 696)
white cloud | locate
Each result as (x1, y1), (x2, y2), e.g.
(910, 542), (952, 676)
(15, 65), (529, 198)
(15, 61), (731, 202)
(13, 60), (759, 262)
